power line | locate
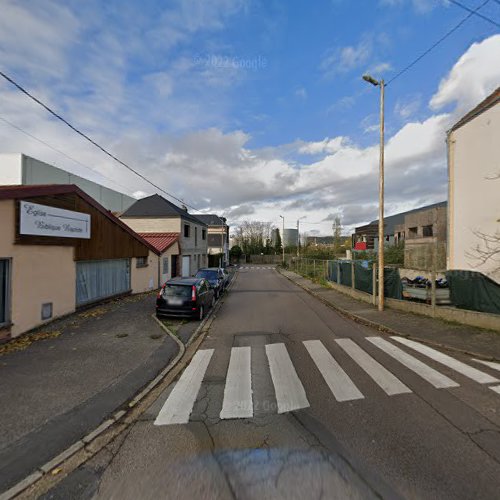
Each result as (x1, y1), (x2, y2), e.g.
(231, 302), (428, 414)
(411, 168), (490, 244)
(0, 69), (198, 211)
(387, 0), (492, 85)
(448, 0), (500, 27)
(0, 115), (134, 195)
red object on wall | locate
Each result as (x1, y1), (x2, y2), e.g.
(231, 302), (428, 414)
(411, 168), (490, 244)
(354, 242), (367, 250)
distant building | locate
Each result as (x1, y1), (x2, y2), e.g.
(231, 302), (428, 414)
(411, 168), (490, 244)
(120, 194), (208, 277)
(0, 153), (135, 213)
(447, 87), (500, 283)
(394, 204), (447, 270)
(194, 214), (229, 266)
(283, 228), (298, 247)
(352, 201), (447, 254)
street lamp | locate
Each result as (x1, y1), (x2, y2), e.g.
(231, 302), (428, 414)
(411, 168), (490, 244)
(297, 216), (307, 258)
(362, 73), (385, 312)
(279, 215), (285, 265)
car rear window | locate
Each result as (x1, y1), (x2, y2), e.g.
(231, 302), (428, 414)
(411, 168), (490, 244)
(163, 284), (192, 297)
(196, 270), (218, 280)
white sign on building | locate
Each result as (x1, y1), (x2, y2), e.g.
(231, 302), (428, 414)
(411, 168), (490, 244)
(20, 201), (91, 239)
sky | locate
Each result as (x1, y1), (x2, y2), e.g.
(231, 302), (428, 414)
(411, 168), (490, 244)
(0, 0), (499, 237)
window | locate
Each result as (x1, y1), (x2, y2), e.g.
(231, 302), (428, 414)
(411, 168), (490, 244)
(162, 257), (169, 274)
(422, 225), (434, 237)
(202, 229), (206, 240)
(195, 227), (198, 246)
(184, 224), (190, 238)
(408, 227), (418, 238)
(0, 259), (10, 325)
(136, 256), (148, 268)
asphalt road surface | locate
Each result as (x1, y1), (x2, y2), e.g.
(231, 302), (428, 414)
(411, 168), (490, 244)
(45, 265), (500, 500)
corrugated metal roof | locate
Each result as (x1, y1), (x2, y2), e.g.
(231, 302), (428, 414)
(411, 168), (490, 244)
(138, 232), (179, 253)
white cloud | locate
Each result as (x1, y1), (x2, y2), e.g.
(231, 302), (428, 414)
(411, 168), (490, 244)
(295, 87), (308, 99)
(430, 35), (500, 116)
(321, 36), (372, 77)
(394, 94), (421, 119)
(298, 137), (346, 155)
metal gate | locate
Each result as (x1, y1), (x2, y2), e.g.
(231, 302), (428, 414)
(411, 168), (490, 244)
(76, 259), (130, 306)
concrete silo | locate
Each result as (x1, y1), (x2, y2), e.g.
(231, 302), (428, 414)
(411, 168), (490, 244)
(283, 228), (299, 247)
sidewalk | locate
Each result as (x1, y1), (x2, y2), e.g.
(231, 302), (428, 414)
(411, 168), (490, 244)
(0, 292), (182, 493)
(280, 270), (500, 361)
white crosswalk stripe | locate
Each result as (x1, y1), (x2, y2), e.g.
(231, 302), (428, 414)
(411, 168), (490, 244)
(154, 337), (500, 425)
(335, 338), (411, 396)
(367, 337), (459, 389)
(392, 337), (499, 384)
(220, 347), (253, 419)
(304, 340), (364, 402)
(473, 359), (500, 372)
(155, 349), (214, 425)
(265, 343), (310, 413)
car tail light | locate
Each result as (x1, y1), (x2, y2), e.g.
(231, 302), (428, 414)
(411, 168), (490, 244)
(157, 284), (166, 299)
(191, 285), (197, 301)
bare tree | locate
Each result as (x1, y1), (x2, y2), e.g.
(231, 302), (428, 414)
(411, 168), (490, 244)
(233, 220), (274, 255)
(467, 172), (500, 277)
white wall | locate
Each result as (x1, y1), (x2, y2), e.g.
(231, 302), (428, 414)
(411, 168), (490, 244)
(0, 153), (23, 184)
(120, 217), (181, 233)
(0, 154), (136, 212)
(448, 102), (500, 283)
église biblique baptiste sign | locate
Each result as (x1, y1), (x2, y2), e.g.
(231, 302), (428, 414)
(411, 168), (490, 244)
(20, 201), (91, 239)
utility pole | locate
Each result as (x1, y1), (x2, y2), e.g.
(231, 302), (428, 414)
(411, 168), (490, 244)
(297, 219), (300, 258)
(279, 215), (285, 265)
(363, 74), (385, 311)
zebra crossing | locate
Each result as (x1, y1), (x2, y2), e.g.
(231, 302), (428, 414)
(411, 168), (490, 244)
(239, 266), (275, 270)
(154, 336), (500, 426)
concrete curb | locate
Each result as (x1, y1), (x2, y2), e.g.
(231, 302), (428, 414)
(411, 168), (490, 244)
(4, 274), (238, 500)
(278, 268), (499, 362)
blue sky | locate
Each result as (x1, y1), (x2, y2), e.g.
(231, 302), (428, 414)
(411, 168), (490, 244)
(0, 0), (499, 235)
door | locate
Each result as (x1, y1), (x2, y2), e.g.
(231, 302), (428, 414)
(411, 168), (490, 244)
(182, 255), (190, 277)
(76, 259), (130, 306)
(171, 255), (178, 278)
(161, 256), (169, 285)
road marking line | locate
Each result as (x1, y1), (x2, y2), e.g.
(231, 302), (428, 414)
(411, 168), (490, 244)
(154, 349), (214, 425)
(220, 346), (253, 419)
(490, 385), (500, 395)
(335, 338), (411, 396)
(392, 337), (499, 384)
(367, 337), (458, 389)
(473, 359), (500, 372)
(304, 340), (364, 402)
(265, 343), (310, 413)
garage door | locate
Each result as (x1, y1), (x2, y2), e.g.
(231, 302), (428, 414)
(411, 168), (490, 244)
(76, 259), (131, 306)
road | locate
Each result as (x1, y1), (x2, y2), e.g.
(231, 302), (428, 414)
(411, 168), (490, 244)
(43, 265), (500, 499)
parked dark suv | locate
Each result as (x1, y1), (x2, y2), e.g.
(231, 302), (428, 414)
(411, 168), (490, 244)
(195, 267), (225, 298)
(156, 277), (215, 320)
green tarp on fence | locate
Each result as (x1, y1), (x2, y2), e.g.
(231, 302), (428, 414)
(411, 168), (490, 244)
(354, 262), (373, 294)
(446, 270), (500, 315)
(327, 261), (402, 300)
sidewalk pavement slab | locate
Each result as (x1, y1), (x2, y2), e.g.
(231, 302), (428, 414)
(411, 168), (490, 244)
(0, 292), (181, 493)
(281, 270), (500, 361)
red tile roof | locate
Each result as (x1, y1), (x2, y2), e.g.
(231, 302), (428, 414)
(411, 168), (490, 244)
(138, 232), (179, 253)
(450, 86), (500, 132)
(0, 184), (159, 254)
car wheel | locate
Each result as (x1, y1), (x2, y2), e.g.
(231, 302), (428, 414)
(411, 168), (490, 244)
(198, 305), (204, 321)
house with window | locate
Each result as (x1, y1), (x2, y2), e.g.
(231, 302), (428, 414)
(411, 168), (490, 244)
(447, 87), (500, 283)
(0, 184), (159, 340)
(120, 194), (208, 277)
(194, 214), (229, 266)
(352, 201), (446, 253)
(138, 233), (179, 285)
